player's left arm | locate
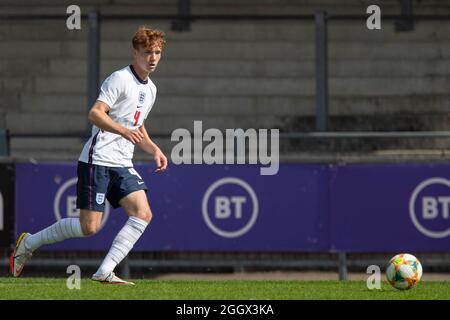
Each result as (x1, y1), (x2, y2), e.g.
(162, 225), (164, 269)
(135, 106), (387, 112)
(137, 124), (168, 173)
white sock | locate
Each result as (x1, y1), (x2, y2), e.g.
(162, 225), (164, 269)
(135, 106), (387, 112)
(95, 217), (148, 276)
(24, 218), (85, 252)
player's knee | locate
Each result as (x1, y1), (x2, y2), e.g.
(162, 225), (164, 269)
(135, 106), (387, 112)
(142, 210), (152, 223)
(81, 223), (99, 236)
(134, 210), (152, 224)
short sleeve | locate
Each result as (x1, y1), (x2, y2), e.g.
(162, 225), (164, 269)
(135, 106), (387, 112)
(97, 72), (124, 108)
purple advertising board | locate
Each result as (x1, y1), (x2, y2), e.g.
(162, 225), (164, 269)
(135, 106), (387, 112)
(0, 163), (14, 248)
(15, 163), (330, 251)
(330, 163), (450, 252)
(15, 162), (450, 252)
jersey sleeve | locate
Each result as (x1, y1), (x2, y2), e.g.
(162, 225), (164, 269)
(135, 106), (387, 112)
(97, 72), (124, 108)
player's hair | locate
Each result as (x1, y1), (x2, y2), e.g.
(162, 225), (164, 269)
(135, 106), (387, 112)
(132, 26), (166, 49)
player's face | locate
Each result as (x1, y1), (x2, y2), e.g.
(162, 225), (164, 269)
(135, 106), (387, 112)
(134, 44), (162, 74)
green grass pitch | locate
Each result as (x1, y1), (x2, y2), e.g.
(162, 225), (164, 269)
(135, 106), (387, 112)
(0, 278), (450, 300)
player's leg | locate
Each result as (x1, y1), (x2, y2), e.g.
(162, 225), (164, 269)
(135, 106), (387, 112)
(92, 167), (150, 284)
(10, 211), (101, 277)
(119, 189), (152, 223)
(79, 209), (103, 236)
(23, 209), (102, 250)
(23, 161), (107, 251)
(11, 161), (108, 277)
(93, 190), (151, 285)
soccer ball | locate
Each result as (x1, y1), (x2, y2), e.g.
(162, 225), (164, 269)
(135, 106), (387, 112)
(386, 253), (423, 290)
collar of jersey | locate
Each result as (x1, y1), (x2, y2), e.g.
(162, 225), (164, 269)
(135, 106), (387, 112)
(129, 65), (149, 84)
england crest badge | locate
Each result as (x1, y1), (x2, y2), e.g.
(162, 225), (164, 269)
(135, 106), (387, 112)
(138, 91), (146, 104)
(96, 193), (105, 205)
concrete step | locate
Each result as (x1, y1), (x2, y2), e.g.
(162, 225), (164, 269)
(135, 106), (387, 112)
(0, 58), (49, 76)
(44, 58), (450, 78)
(145, 114), (450, 136)
(61, 40), (313, 59)
(5, 112), (87, 135)
(4, 19), (450, 42)
(0, 0), (119, 7)
(6, 107), (450, 136)
(328, 96), (450, 116)
(0, 77), (33, 94)
(9, 94), (450, 118)
(281, 114), (450, 132)
(0, 0), (432, 8)
(3, 1), (446, 16)
(30, 74), (450, 96)
(10, 150), (79, 161)
(3, 39), (446, 61)
(10, 137), (86, 163)
(48, 59), (317, 78)
(160, 114), (450, 134)
(19, 95), (87, 113)
(98, 20), (450, 42)
(328, 77), (450, 96)
(56, 40), (450, 60)
(1, 0), (448, 17)
(34, 76), (87, 95)
(0, 21), (87, 42)
(0, 95), (20, 112)
(281, 137), (450, 154)
(152, 95), (450, 116)
(0, 0), (385, 15)
(10, 137), (84, 161)
(189, 4), (446, 16)
(0, 2), (177, 14)
(0, 41), (61, 58)
(156, 76), (450, 97)
(11, 137), (84, 151)
(33, 75), (312, 95)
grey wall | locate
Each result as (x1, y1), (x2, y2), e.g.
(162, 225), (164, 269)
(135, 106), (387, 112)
(1, 0), (450, 159)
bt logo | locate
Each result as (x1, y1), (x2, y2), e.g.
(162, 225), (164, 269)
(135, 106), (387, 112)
(215, 196), (247, 220)
(202, 177), (258, 238)
(409, 177), (450, 238)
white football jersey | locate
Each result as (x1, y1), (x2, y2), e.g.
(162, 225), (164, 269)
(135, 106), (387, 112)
(79, 65), (156, 167)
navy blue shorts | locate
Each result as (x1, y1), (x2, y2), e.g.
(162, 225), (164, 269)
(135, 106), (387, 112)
(76, 161), (148, 212)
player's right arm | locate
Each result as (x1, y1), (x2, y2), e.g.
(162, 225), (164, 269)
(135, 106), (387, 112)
(88, 101), (144, 144)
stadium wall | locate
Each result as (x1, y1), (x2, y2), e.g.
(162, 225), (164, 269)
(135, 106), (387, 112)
(3, 2), (450, 160)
